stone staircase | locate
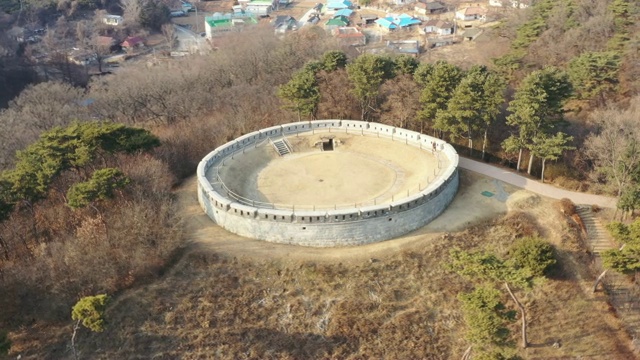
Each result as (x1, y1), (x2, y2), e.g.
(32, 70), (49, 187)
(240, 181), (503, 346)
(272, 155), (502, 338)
(576, 207), (640, 346)
(271, 138), (291, 156)
(576, 206), (613, 255)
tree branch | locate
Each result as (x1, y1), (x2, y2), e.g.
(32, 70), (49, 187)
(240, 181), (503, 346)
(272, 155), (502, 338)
(504, 282), (527, 348)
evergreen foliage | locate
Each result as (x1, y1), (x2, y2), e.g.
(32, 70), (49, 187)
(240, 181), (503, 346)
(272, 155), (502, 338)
(346, 54), (395, 120)
(71, 294), (110, 332)
(618, 185), (640, 213)
(507, 237), (557, 278)
(530, 132), (575, 182)
(67, 168), (130, 209)
(603, 220), (640, 275)
(568, 51), (621, 100)
(434, 66), (505, 153)
(415, 61), (463, 131)
(320, 51), (347, 71)
(0, 330), (10, 356)
(510, 0), (557, 49)
(139, 0), (171, 31)
(503, 67), (573, 172)
(393, 55), (419, 76)
(277, 68), (320, 120)
(458, 286), (515, 345)
(413, 62), (435, 87)
(0, 123), (158, 210)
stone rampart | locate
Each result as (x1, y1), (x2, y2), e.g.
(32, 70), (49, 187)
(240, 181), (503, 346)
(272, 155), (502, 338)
(197, 120), (459, 246)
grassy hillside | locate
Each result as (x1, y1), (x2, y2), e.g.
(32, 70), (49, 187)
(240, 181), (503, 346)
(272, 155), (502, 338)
(6, 181), (634, 359)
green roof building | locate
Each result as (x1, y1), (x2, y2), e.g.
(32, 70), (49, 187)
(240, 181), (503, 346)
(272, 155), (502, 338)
(326, 15), (349, 27)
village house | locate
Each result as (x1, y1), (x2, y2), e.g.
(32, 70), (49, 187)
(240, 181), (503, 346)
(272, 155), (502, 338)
(334, 27), (366, 46)
(326, 15), (350, 28)
(510, 0), (531, 8)
(422, 19), (454, 35)
(391, 0), (416, 6)
(121, 36), (145, 50)
(360, 13), (378, 26)
(246, 0), (274, 17)
(334, 8), (354, 18)
(375, 13), (421, 32)
(271, 15), (298, 33)
(455, 5), (487, 21)
(386, 40), (421, 57)
(204, 13), (258, 38)
(414, 1), (447, 15)
(489, 0), (530, 8)
(103, 14), (124, 26)
(326, 0), (352, 12)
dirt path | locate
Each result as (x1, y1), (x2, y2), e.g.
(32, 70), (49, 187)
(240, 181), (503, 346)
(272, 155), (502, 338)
(459, 157), (617, 208)
(176, 169), (515, 263)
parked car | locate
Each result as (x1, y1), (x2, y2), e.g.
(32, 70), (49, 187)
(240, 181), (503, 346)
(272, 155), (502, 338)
(170, 10), (187, 17)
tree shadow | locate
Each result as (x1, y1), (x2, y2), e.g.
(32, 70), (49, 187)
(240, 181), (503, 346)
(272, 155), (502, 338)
(240, 327), (352, 358)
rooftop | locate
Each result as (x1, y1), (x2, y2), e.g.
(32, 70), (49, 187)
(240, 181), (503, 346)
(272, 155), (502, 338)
(458, 6), (488, 15)
(335, 27), (365, 38)
(423, 19), (453, 28)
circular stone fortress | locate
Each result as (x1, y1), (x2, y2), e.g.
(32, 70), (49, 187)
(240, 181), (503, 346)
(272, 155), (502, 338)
(197, 120), (459, 247)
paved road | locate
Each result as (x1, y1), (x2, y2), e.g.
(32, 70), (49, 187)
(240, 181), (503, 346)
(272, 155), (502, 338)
(458, 157), (617, 208)
(173, 24), (207, 54)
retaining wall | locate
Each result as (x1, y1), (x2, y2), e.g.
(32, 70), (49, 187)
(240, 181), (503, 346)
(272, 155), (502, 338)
(197, 120), (459, 247)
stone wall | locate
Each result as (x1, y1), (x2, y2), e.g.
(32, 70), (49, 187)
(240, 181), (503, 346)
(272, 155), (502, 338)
(197, 120), (459, 247)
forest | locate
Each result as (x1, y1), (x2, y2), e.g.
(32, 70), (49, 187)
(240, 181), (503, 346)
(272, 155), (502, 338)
(0, 0), (639, 358)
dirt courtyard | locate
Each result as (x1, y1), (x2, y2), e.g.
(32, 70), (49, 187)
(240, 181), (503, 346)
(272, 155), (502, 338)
(211, 133), (447, 209)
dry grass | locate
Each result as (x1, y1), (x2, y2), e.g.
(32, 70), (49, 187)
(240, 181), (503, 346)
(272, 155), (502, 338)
(7, 196), (637, 359)
(557, 198), (577, 217)
(3, 187), (634, 359)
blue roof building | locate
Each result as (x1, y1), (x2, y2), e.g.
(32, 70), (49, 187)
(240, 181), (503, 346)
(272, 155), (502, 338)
(327, 0), (352, 10)
(375, 17), (397, 30)
(334, 8), (354, 17)
(375, 13), (421, 31)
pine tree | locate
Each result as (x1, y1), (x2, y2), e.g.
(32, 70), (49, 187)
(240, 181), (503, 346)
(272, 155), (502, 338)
(277, 68), (320, 121)
(434, 66), (504, 156)
(503, 67), (572, 173)
(346, 54), (395, 121)
(415, 61), (463, 134)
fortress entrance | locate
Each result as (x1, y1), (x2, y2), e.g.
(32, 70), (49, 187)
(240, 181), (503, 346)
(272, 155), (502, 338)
(322, 138), (334, 151)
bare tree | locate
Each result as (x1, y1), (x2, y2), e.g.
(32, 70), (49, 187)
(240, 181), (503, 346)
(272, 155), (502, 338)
(76, 20), (88, 45)
(316, 69), (359, 120)
(121, 0), (142, 26)
(161, 23), (177, 51)
(0, 82), (87, 168)
(585, 98), (640, 196)
(379, 74), (420, 129)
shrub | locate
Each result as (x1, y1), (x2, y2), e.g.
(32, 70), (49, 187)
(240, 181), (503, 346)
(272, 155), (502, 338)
(557, 198), (576, 216)
(508, 237), (556, 278)
(458, 286), (514, 346)
(0, 330), (10, 356)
